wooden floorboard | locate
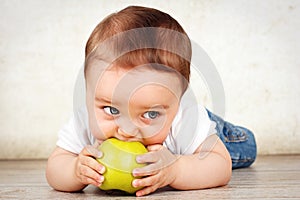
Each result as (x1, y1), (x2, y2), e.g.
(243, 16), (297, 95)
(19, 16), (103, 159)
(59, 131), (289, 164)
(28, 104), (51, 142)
(0, 155), (299, 199)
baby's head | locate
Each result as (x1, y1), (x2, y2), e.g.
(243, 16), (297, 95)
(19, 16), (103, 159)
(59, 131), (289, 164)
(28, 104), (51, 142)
(84, 6), (192, 145)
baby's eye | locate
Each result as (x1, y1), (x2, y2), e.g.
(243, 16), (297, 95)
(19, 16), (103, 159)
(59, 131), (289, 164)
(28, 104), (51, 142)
(103, 106), (120, 115)
(143, 111), (159, 120)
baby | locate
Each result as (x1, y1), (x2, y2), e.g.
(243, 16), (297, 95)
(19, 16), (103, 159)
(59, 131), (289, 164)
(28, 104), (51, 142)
(46, 6), (257, 197)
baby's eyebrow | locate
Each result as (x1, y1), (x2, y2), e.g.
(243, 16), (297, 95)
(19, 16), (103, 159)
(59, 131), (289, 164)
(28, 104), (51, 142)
(95, 96), (111, 103)
(140, 104), (170, 110)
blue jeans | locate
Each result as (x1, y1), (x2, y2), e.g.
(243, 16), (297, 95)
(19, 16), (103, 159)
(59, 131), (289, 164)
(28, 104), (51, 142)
(207, 110), (257, 169)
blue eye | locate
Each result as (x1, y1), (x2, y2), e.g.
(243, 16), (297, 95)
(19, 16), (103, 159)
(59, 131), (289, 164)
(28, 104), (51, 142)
(143, 111), (159, 119)
(103, 106), (120, 115)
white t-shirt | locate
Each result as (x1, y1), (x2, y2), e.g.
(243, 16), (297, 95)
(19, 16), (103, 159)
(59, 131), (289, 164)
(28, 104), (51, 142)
(56, 90), (217, 155)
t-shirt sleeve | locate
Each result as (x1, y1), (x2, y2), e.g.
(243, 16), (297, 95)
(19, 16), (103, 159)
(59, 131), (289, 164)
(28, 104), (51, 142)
(164, 103), (217, 155)
(56, 107), (93, 154)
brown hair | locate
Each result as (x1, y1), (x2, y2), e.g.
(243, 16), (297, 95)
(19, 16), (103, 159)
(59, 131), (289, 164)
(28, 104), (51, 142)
(84, 6), (192, 91)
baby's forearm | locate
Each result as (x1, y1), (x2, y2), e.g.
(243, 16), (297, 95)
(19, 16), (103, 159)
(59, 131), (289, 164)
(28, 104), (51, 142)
(46, 148), (86, 192)
(170, 141), (232, 190)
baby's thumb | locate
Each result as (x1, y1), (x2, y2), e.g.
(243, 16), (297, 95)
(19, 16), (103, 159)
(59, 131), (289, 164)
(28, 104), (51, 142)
(147, 144), (163, 152)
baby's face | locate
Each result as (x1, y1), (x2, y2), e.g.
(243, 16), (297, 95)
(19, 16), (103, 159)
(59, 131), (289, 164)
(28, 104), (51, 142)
(86, 64), (183, 145)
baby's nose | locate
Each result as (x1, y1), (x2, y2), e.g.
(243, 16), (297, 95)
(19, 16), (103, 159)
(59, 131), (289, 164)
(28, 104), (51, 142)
(117, 127), (138, 138)
(116, 117), (139, 138)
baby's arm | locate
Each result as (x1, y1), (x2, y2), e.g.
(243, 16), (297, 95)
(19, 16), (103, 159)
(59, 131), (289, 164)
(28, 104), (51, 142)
(46, 146), (105, 192)
(170, 134), (232, 189)
(133, 134), (232, 196)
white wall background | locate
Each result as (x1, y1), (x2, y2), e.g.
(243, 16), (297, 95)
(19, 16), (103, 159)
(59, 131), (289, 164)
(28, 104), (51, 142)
(0, 0), (299, 159)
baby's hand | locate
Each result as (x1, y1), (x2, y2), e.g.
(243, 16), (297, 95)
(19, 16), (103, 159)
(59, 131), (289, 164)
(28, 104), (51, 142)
(132, 144), (179, 196)
(75, 143), (106, 187)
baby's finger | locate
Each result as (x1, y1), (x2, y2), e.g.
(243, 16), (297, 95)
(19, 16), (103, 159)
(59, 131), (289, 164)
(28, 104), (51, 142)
(85, 145), (103, 158)
(84, 156), (105, 174)
(132, 163), (158, 177)
(93, 140), (103, 148)
(132, 175), (158, 188)
(135, 184), (159, 197)
(83, 177), (102, 187)
(79, 165), (104, 185)
(147, 144), (163, 152)
(136, 151), (159, 164)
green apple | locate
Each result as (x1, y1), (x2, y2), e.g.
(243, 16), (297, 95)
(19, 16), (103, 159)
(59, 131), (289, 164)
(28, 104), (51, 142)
(96, 138), (148, 194)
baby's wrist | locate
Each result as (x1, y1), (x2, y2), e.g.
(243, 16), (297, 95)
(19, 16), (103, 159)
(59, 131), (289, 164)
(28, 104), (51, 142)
(168, 155), (181, 187)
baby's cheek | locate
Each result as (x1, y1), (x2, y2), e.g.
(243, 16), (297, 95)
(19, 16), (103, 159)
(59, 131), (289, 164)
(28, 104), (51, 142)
(90, 120), (116, 140)
(141, 117), (173, 145)
(142, 130), (169, 145)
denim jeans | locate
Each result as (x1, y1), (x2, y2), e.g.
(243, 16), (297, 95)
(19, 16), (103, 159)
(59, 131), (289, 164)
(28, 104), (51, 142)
(206, 110), (257, 169)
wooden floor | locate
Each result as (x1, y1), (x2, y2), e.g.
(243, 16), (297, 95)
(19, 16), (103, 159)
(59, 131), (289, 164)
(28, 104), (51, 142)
(0, 155), (299, 199)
